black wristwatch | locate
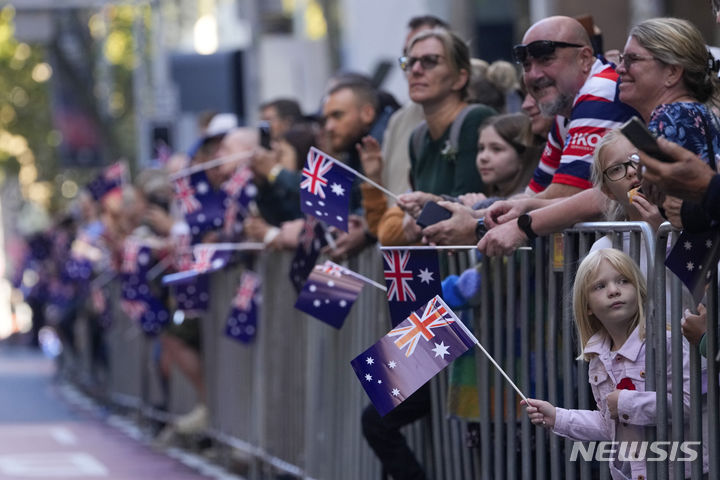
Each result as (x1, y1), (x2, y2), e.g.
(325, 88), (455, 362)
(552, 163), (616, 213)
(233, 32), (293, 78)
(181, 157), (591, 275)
(475, 218), (488, 242)
(517, 213), (538, 241)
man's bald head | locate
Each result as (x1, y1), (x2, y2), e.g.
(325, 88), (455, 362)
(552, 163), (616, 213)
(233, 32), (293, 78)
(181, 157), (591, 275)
(206, 127), (258, 186)
(523, 16), (592, 47)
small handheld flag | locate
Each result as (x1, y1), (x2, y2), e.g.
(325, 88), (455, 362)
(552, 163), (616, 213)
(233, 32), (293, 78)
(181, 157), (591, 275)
(226, 271), (261, 343)
(665, 228), (720, 302)
(294, 261), (365, 329)
(300, 147), (354, 231)
(351, 295), (476, 416)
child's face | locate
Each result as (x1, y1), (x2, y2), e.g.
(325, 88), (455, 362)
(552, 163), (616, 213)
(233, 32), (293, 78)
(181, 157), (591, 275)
(476, 126), (521, 189)
(600, 136), (641, 207)
(586, 259), (638, 331)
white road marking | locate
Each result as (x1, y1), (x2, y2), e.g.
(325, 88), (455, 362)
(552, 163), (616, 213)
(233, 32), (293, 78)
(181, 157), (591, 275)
(0, 452), (108, 476)
(50, 426), (77, 446)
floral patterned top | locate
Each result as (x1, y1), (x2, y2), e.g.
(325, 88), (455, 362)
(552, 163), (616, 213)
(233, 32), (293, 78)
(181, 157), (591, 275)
(648, 102), (720, 170)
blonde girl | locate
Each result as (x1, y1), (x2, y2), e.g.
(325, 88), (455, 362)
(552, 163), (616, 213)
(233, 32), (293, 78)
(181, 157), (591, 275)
(522, 249), (696, 479)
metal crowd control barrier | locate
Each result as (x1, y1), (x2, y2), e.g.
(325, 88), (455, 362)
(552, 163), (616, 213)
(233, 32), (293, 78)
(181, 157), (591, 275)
(82, 220), (718, 479)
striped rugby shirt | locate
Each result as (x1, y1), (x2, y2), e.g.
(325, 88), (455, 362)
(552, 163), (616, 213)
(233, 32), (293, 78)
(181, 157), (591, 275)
(527, 58), (639, 194)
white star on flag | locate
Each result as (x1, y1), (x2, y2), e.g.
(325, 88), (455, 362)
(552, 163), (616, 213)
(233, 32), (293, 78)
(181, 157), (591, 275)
(365, 374), (372, 381)
(391, 388), (400, 397)
(366, 356), (374, 365)
(432, 341), (450, 359)
(684, 241), (692, 250)
(417, 267), (434, 284)
(687, 262), (695, 271)
(388, 361), (397, 369)
(706, 239), (713, 248)
(331, 183), (345, 196)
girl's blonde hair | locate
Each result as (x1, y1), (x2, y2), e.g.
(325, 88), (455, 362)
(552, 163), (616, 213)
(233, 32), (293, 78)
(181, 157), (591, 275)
(572, 248), (647, 360)
(590, 129), (626, 221)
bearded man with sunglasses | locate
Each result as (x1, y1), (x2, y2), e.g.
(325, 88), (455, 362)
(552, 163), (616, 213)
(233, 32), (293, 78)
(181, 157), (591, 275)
(422, 16), (638, 251)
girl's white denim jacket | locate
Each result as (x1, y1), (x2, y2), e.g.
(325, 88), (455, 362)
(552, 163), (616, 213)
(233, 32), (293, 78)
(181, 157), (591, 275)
(552, 326), (705, 480)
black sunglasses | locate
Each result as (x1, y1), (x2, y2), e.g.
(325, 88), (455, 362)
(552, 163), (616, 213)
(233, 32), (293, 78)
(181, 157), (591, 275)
(512, 40), (584, 65)
(398, 54), (443, 72)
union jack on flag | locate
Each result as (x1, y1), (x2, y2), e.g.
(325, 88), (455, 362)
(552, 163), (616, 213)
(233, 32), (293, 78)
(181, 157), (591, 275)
(350, 295), (476, 416)
(381, 248), (441, 327)
(192, 244), (217, 273)
(223, 167), (253, 198)
(299, 147), (354, 231)
(387, 296), (454, 357)
(301, 149), (334, 198)
(234, 271), (260, 311)
(121, 239), (143, 274)
(383, 250), (415, 302)
(226, 271), (261, 344)
(174, 177), (202, 214)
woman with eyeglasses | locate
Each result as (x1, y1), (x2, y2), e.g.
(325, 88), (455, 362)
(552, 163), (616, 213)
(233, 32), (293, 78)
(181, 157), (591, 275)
(393, 28), (494, 237)
(616, 17), (720, 232)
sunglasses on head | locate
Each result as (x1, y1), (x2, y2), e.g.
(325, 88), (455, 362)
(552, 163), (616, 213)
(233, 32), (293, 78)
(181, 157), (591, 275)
(398, 54), (443, 72)
(512, 40), (584, 65)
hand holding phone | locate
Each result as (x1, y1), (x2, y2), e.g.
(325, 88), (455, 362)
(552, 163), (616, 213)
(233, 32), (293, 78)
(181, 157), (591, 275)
(619, 116), (674, 163)
(415, 201), (452, 228)
(259, 121), (272, 149)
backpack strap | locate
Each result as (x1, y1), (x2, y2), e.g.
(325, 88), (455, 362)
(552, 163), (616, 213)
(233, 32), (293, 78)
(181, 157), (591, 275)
(448, 104), (483, 152)
(410, 103), (483, 162)
(410, 121), (429, 165)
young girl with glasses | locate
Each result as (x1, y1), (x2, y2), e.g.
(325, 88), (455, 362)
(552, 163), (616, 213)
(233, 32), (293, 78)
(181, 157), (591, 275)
(522, 248), (701, 479)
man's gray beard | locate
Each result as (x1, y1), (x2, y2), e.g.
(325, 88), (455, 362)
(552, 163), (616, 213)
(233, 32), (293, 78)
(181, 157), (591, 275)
(538, 92), (574, 117)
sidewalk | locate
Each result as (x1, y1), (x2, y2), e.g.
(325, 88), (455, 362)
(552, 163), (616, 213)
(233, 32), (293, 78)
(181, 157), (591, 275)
(0, 346), (231, 479)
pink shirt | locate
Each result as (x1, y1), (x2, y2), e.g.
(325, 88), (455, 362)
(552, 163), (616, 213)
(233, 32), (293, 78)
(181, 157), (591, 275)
(552, 326), (700, 479)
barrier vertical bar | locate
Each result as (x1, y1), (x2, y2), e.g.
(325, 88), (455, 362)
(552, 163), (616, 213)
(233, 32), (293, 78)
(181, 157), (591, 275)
(534, 237), (547, 480)
(707, 267), (719, 477)
(506, 254), (517, 480)
(576, 231), (592, 480)
(562, 232), (578, 480)
(546, 237), (561, 480)
(520, 247), (532, 480)
(492, 257), (505, 480)
(478, 258), (492, 479)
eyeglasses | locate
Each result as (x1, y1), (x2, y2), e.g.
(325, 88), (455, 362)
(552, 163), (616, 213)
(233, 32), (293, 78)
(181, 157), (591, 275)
(617, 53), (656, 69)
(398, 54), (443, 72)
(603, 153), (641, 181)
(512, 40), (583, 65)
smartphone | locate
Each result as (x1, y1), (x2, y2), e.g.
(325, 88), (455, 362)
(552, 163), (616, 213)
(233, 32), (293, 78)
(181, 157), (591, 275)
(416, 201), (452, 228)
(619, 116), (674, 163)
(259, 121), (272, 149)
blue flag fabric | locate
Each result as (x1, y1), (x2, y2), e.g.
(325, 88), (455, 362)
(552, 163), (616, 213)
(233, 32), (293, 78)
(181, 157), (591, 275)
(172, 275), (210, 313)
(381, 248), (442, 327)
(300, 147), (354, 232)
(665, 228), (720, 302)
(351, 295), (476, 416)
(294, 261), (365, 329)
(174, 170), (230, 243)
(87, 161), (126, 201)
(119, 239), (170, 335)
(289, 216), (328, 293)
(226, 271), (261, 344)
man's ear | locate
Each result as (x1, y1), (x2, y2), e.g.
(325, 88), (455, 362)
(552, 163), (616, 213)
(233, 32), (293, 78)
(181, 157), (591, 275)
(579, 46), (595, 73)
(359, 103), (375, 125)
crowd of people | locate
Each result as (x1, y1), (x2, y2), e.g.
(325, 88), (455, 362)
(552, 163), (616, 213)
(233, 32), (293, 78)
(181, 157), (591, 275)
(9, 8), (720, 480)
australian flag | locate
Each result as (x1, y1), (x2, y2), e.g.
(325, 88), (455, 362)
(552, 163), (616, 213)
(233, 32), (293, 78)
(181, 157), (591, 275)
(174, 170), (228, 243)
(351, 295), (476, 416)
(289, 216), (328, 293)
(87, 161), (127, 201)
(119, 239), (170, 335)
(300, 147), (354, 231)
(225, 271), (261, 344)
(171, 275), (210, 313)
(294, 261), (365, 329)
(381, 248), (441, 327)
(162, 244), (232, 286)
(665, 228), (720, 302)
